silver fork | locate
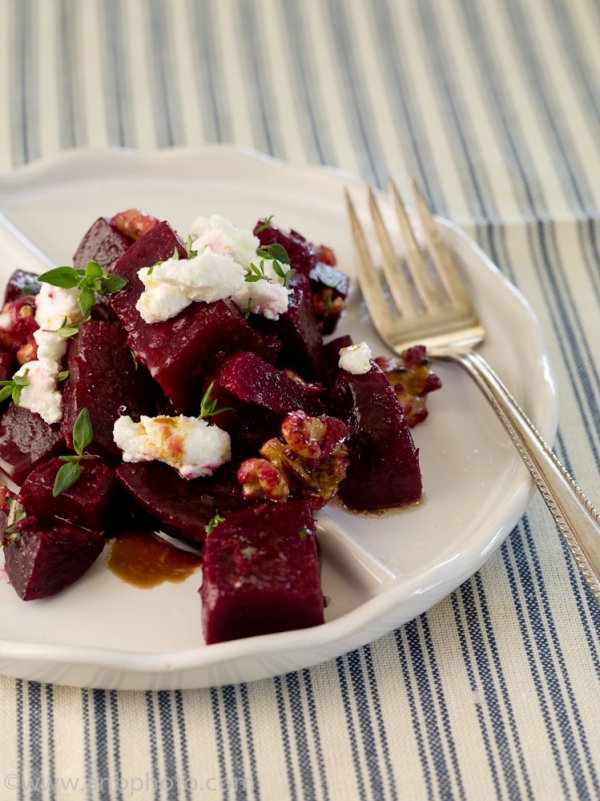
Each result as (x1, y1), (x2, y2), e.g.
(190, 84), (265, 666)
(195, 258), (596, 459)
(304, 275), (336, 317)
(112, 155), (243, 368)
(346, 179), (600, 603)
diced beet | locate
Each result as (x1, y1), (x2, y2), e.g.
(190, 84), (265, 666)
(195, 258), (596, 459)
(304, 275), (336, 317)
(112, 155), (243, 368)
(0, 350), (13, 381)
(19, 458), (116, 531)
(116, 462), (251, 544)
(309, 261), (350, 335)
(200, 500), (323, 644)
(73, 217), (133, 271)
(257, 272), (325, 381)
(331, 362), (422, 510)
(0, 403), (64, 485)
(210, 351), (324, 453)
(1, 516), (104, 600)
(213, 352), (324, 416)
(324, 335), (353, 386)
(60, 320), (153, 459)
(109, 221), (272, 413)
(3, 270), (40, 304)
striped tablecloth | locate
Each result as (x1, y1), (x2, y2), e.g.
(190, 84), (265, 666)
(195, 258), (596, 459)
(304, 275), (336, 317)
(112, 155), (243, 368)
(1, 1), (599, 799)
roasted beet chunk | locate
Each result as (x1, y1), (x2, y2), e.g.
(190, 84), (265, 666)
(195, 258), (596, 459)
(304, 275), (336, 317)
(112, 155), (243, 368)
(73, 217), (133, 271)
(0, 403), (64, 484)
(60, 320), (153, 459)
(254, 221), (318, 275)
(3, 270), (41, 304)
(19, 458), (116, 531)
(109, 221), (271, 413)
(258, 272), (325, 381)
(213, 351), (323, 416)
(331, 361), (422, 510)
(116, 462), (250, 544)
(201, 500), (323, 644)
(1, 514), (104, 600)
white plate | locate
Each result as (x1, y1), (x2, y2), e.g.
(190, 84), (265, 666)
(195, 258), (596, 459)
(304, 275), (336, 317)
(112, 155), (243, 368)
(0, 147), (557, 690)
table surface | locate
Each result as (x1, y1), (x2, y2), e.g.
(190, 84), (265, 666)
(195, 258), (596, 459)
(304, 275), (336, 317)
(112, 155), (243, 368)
(0, 0), (599, 799)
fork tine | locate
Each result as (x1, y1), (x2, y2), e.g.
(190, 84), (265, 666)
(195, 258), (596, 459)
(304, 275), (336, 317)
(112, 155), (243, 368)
(389, 180), (443, 312)
(367, 187), (416, 318)
(344, 189), (394, 336)
(411, 179), (474, 312)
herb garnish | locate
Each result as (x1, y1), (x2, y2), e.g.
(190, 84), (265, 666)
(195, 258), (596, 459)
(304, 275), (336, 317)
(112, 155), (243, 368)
(53, 407), (96, 497)
(3, 496), (27, 540)
(38, 260), (128, 318)
(198, 382), (234, 419)
(55, 316), (81, 339)
(186, 235), (198, 259)
(255, 216), (274, 233)
(249, 242), (296, 288)
(0, 370), (30, 404)
(206, 512), (225, 534)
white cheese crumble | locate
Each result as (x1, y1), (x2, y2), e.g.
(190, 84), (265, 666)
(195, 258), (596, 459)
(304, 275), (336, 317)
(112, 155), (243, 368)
(11, 283), (84, 422)
(33, 329), (67, 362)
(113, 414), (232, 480)
(338, 341), (373, 375)
(135, 215), (291, 324)
(14, 360), (62, 424)
(35, 284), (82, 331)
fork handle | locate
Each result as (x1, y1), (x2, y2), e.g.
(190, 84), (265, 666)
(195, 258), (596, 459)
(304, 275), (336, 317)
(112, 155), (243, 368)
(451, 350), (600, 602)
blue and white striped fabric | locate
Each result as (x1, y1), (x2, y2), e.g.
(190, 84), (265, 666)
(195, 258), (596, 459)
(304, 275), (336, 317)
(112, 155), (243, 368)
(0, 0), (599, 799)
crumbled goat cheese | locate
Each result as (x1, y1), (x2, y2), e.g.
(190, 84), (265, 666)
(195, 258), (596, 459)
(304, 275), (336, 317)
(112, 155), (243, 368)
(136, 216), (291, 324)
(190, 214), (259, 268)
(338, 341), (373, 375)
(33, 329), (68, 362)
(14, 360), (62, 424)
(12, 284), (83, 422)
(35, 284), (83, 331)
(232, 278), (290, 321)
(113, 414), (232, 479)
(136, 251), (246, 324)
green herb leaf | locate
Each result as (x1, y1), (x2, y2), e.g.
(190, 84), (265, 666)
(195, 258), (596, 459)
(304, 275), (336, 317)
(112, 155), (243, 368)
(198, 382), (234, 419)
(0, 369), (30, 404)
(206, 512), (225, 534)
(37, 266), (81, 289)
(55, 317), (80, 338)
(39, 262), (128, 317)
(52, 461), (83, 497)
(256, 242), (290, 265)
(271, 261), (296, 287)
(72, 407), (94, 455)
(85, 260), (103, 279)
(186, 235), (198, 259)
(244, 262), (266, 283)
(4, 496), (27, 537)
(100, 273), (128, 295)
(240, 297), (254, 318)
(255, 215), (274, 233)
(298, 528), (309, 540)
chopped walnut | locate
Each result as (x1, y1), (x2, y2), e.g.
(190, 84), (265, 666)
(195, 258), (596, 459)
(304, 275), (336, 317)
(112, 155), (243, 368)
(375, 345), (442, 427)
(237, 458), (290, 501)
(111, 208), (160, 240)
(238, 411), (350, 507)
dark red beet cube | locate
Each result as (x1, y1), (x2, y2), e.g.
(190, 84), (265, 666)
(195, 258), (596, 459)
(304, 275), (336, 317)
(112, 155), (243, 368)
(213, 351), (324, 416)
(257, 272), (325, 381)
(2, 516), (104, 600)
(73, 217), (133, 271)
(254, 222), (318, 275)
(109, 221), (271, 413)
(60, 320), (153, 459)
(3, 270), (41, 304)
(0, 350), (13, 381)
(0, 403), (64, 485)
(116, 462), (251, 544)
(201, 500), (324, 644)
(19, 458), (116, 531)
(331, 362), (422, 510)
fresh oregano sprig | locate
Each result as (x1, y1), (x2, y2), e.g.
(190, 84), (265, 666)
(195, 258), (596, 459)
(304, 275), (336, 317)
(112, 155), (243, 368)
(0, 370), (30, 404)
(38, 260), (128, 318)
(53, 407), (96, 497)
(198, 382), (234, 419)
